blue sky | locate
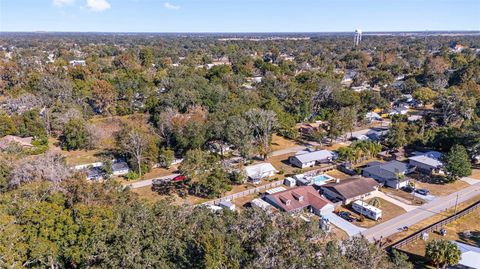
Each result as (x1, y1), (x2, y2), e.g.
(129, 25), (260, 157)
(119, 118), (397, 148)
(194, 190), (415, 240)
(1, 0), (479, 32)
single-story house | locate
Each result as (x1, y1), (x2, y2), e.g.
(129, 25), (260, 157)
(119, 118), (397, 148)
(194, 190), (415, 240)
(389, 106), (409, 115)
(320, 176), (380, 204)
(0, 135), (34, 150)
(408, 151), (443, 174)
(289, 150), (336, 168)
(245, 163), (278, 184)
(86, 167), (105, 181)
(112, 162), (130, 176)
(218, 200), (236, 211)
(452, 241), (480, 269)
(264, 185), (334, 216)
(362, 160), (414, 189)
(365, 112), (382, 122)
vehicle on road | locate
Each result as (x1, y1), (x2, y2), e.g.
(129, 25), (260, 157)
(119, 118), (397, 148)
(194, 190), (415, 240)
(415, 189), (429, 196)
(338, 211), (356, 222)
(172, 175), (187, 182)
(402, 186), (414, 193)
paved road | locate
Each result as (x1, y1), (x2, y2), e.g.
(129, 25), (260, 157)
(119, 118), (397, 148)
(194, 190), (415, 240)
(324, 212), (366, 236)
(360, 182), (480, 242)
(125, 173), (180, 189)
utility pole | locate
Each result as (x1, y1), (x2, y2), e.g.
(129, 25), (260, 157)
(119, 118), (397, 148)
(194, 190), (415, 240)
(454, 194), (459, 215)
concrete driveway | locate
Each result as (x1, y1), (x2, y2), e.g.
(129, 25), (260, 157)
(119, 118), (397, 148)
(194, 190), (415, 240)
(323, 212), (366, 237)
(371, 191), (418, 212)
(413, 192), (436, 201)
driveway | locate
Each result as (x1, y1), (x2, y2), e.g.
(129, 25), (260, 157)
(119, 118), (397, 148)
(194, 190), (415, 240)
(413, 192), (436, 202)
(371, 191), (418, 212)
(461, 177), (480, 185)
(125, 173), (180, 189)
(323, 212), (366, 237)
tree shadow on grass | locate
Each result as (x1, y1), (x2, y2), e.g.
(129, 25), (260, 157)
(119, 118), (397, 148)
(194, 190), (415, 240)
(458, 230), (480, 246)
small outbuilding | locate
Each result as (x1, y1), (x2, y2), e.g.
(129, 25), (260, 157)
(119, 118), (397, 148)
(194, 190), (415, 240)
(219, 200), (236, 211)
(284, 177), (296, 187)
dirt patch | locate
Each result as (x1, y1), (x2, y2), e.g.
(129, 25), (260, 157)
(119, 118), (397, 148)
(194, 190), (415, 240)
(131, 185), (208, 206)
(469, 169), (480, 179)
(271, 134), (301, 151)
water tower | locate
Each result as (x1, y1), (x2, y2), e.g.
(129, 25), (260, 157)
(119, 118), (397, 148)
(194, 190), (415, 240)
(354, 29), (362, 47)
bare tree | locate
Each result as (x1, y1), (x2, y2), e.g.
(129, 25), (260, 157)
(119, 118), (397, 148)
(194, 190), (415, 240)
(244, 109), (277, 160)
(9, 152), (71, 188)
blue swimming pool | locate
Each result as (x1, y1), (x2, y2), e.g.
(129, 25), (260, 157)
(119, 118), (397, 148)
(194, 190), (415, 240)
(311, 174), (334, 185)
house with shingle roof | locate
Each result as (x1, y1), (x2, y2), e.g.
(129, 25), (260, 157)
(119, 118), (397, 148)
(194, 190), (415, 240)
(289, 150), (336, 168)
(264, 185), (334, 216)
(362, 160), (414, 189)
(320, 176), (380, 204)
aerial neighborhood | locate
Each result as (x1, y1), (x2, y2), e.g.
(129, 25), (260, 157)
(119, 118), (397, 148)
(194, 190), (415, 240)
(0, 24), (479, 268)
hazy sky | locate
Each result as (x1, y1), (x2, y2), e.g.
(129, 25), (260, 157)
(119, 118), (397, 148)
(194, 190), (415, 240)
(1, 0), (479, 32)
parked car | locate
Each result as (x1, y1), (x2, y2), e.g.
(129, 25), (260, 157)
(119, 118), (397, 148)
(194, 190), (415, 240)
(402, 186), (414, 193)
(338, 211), (355, 222)
(415, 189), (429, 196)
(172, 175), (187, 182)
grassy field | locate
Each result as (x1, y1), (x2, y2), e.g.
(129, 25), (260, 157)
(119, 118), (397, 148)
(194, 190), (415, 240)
(270, 134), (301, 151)
(400, 207), (480, 257)
(339, 197), (407, 228)
(387, 196), (480, 245)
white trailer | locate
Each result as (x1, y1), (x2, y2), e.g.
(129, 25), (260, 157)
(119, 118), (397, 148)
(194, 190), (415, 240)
(352, 200), (382, 220)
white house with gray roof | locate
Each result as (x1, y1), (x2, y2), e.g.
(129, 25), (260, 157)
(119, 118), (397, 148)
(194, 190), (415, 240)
(362, 160), (414, 189)
(245, 163), (278, 184)
(289, 150), (337, 168)
(408, 151), (443, 174)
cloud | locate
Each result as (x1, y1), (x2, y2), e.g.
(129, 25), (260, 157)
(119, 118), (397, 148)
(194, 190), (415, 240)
(53, 0), (75, 7)
(164, 2), (180, 10)
(86, 0), (111, 12)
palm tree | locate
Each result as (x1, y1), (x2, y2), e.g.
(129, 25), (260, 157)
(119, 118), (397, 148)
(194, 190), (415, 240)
(368, 197), (381, 208)
(425, 239), (461, 269)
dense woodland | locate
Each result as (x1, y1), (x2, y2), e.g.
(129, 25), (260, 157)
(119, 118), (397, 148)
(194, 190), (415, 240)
(1, 33), (480, 268)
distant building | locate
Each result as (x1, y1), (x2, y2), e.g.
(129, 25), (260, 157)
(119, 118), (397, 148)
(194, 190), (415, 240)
(362, 160), (414, 189)
(408, 151), (443, 174)
(244, 163), (278, 184)
(264, 186), (334, 216)
(218, 200), (236, 211)
(69, 60), (86, 66)
(86, 167), (105, 181)
(112, 161), (130, 176)
(0, 135), (34, 150)
(289, 150), (336, 168)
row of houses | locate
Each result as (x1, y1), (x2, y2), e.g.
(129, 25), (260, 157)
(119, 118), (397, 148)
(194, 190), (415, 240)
(362, 151), (444, 189)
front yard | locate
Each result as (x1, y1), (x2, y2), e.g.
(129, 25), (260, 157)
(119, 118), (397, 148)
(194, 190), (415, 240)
(338, 197), (407, 228)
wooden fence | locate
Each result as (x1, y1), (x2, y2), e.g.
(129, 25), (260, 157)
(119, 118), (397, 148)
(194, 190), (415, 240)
(389, 201), (480, 250)
(203, 164), (337, 206)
